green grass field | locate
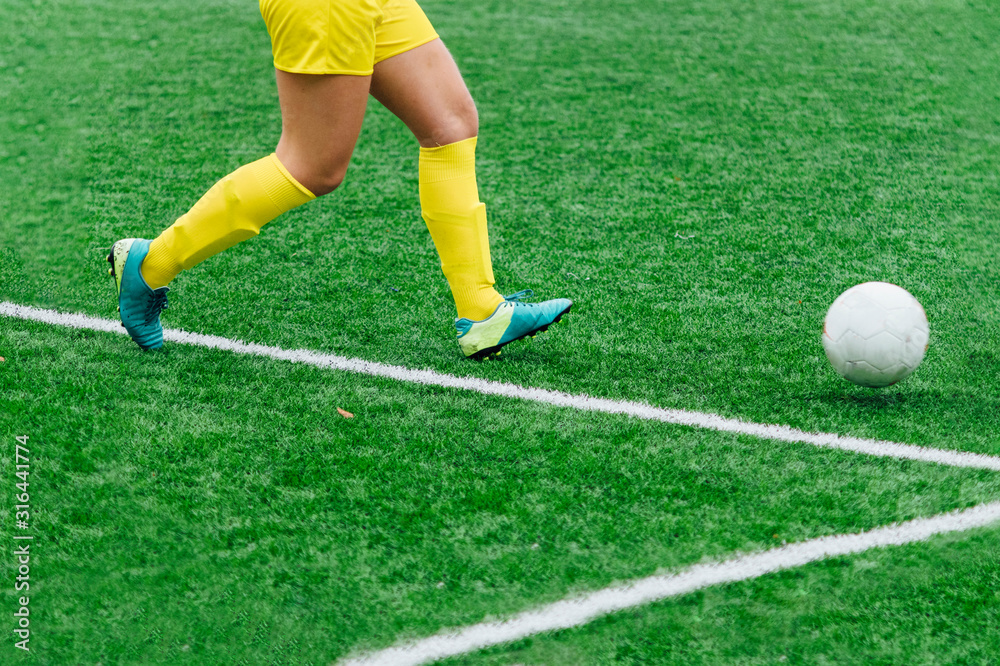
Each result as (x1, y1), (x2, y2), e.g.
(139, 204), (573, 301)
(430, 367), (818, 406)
(3, 0), (1000, 663)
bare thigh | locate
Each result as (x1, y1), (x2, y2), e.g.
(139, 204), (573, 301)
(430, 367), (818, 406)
(274, 70), (372, 196)
(370, 39), (479, 148)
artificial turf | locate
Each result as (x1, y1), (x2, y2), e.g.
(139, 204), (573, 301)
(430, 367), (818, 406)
(3, 0), (1000, 662)
(3, 320), (1000, 663)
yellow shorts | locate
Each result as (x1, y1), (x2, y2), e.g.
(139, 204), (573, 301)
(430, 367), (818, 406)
(259, 0), (439, 76)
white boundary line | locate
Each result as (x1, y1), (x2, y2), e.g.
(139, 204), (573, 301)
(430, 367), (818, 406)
(339, 500), (1000, 665)
(3, 300), (1000, 472)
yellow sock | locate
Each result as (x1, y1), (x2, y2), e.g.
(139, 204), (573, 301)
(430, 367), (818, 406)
(419, 136), (504, 321)
(141, 154), (314, 289)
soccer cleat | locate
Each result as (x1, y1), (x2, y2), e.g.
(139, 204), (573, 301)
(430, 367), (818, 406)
(455, 290), (572, 360)
(107, 238), (169, 350)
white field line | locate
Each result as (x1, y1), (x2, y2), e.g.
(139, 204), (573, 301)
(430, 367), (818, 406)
(339, 500), (1000, 666)
(3, 300), (1000, 472)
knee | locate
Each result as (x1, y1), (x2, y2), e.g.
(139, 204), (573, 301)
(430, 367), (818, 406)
(424, 98), (479, 147)
(275, 143), (350, 197)
(285, 159), (348, 197)
(306, 164), (348, 197)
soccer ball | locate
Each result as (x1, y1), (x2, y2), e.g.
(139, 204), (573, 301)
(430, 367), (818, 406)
(822, 282), (929, 388)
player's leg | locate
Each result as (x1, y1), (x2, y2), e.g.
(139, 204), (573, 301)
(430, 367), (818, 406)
(370, 24), (571, 358)
(141, 72), (369, 290)
(110, 0), (379, 350)
(274, 71), (371, 197)
(108, 72), (368, 350)
(370, 37), (478, 149)
(371, 38), (504, 325)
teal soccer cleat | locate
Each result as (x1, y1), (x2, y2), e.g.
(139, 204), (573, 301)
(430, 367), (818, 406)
(455, 290), (572, 359)
(107, 238), (169, 350)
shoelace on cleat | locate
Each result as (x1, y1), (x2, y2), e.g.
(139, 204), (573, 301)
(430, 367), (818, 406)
(145, 291), (169, 324)
(503, 289), (534, 303)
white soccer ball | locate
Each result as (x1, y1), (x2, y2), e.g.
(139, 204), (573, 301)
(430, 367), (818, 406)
(822, 282), (929, 388)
